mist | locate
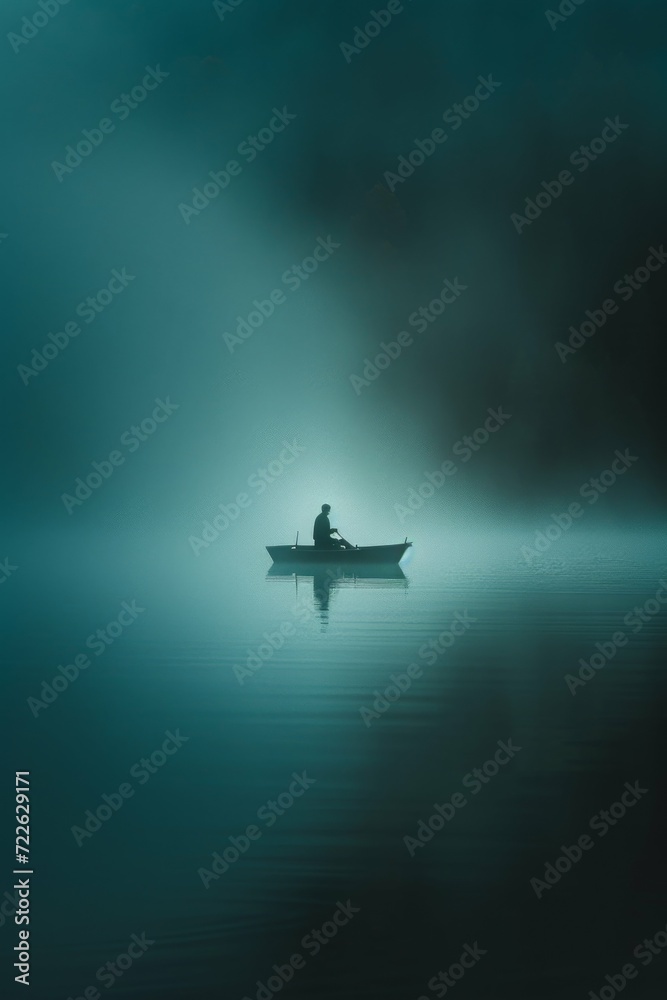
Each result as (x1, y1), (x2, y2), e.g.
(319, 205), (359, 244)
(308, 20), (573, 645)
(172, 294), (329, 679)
(3, 0), (666, 561)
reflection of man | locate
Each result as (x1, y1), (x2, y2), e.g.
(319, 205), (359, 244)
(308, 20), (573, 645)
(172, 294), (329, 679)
(313, 504), (353, 549)
(313, 570), (332, 625)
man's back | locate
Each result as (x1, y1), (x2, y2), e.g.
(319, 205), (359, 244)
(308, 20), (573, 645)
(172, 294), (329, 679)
(313, 511), (331, 545)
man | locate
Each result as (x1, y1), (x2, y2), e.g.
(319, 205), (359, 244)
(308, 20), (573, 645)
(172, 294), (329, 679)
(313, 504), (353, 549)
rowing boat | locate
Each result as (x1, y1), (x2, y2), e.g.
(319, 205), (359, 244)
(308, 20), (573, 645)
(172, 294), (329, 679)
(266, 542), (411, 565)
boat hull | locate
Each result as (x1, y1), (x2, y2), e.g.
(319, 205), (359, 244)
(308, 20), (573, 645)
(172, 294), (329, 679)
(266, 543), (411, 565)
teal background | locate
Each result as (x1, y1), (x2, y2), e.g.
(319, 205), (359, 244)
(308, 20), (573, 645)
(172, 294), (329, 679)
(2, 1), (666, 998)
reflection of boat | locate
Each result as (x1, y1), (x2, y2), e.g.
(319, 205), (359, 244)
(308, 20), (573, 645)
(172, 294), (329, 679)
(266, 543), (411, 566)
(266, 562), (407, 581)
(266, 560), (409, 630)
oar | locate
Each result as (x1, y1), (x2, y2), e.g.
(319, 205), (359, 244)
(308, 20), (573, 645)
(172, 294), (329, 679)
(334, 530), (355, 549)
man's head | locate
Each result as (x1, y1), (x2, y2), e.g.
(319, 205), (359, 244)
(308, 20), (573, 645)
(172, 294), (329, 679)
(321, 504), (331, 513)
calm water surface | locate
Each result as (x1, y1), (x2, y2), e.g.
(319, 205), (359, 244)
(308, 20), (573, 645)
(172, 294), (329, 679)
(9, 532), (667, 999)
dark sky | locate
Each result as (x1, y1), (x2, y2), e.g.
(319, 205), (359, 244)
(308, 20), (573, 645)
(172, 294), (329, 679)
(3, 0), (666, 541)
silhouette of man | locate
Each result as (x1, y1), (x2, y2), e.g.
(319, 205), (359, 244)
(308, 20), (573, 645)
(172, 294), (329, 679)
(313, 504), (353, 549)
